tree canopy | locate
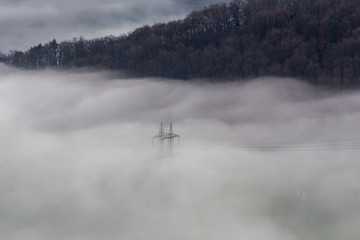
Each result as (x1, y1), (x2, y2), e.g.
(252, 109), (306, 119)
(2, 0), (360, 87)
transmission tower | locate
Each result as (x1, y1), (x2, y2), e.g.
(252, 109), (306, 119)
(152, 122), (180, 152)
(162, 123), (180, 152)
(152, 122), (166, 148)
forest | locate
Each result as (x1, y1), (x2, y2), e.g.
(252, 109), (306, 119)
(1, 0), (360, 87)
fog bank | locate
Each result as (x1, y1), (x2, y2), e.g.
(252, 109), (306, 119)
(0, 64), (359, 240)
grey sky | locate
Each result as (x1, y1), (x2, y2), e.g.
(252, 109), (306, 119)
(0, 0), (226, 52)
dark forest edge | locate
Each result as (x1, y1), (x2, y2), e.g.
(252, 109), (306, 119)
(1, 0), (360, 87)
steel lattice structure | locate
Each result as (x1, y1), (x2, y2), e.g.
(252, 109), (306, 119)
(152, 122), (180, 150)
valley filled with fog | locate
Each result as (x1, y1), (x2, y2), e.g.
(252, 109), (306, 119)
(0, 64), (359, 240)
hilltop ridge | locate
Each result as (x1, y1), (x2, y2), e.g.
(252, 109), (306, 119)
(1, 0), (360, 87)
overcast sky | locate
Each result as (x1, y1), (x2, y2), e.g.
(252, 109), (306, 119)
(0, 0), (227, 52)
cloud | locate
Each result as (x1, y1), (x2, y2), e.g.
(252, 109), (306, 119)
(0, 0), (227, 52)
(0, 64), (359, 239)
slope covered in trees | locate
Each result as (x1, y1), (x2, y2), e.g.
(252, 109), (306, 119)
(2, 0), (360, 86)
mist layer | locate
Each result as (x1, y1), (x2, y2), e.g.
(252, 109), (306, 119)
(0, 64), (359, 240)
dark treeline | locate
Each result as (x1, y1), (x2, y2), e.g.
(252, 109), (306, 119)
(2, 0), (360, 86)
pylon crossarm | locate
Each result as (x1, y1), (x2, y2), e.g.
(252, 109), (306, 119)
(153, 122), (180, 149)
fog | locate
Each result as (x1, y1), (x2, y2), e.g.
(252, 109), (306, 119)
(0, 64), (359, 240)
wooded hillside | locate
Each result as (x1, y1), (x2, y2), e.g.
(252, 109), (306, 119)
(2, 0), (360, 86)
